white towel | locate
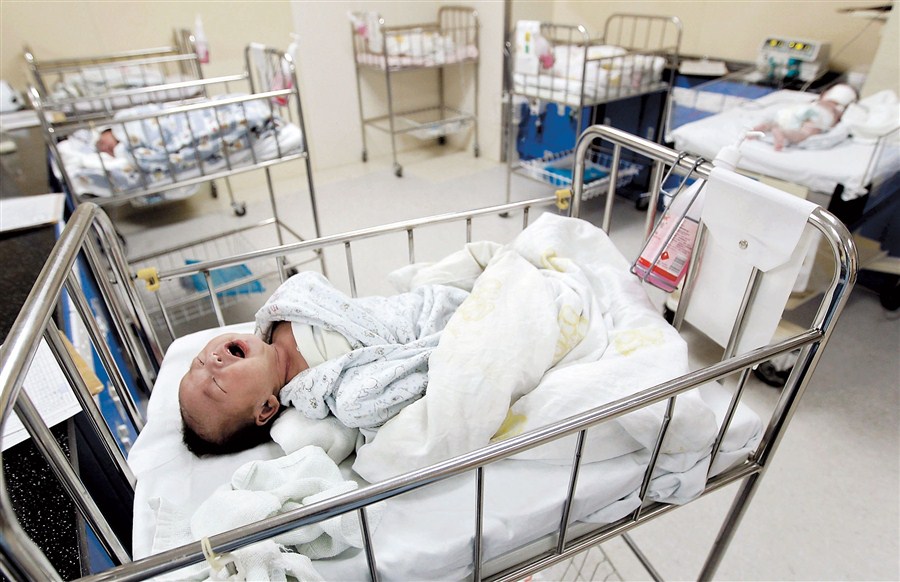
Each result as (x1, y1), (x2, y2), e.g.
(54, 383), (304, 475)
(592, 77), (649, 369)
(150, 446), (382, 581)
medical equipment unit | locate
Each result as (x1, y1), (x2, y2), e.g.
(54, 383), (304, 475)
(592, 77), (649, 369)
(0, 124), (857, 581)
(506, 14), (682, 207)
(24, 29), (205, 122)
(350, 6), (480, 177)
(754, 36), (830, 85)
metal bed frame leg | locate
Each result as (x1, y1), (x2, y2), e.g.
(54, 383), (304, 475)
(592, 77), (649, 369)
(622, 533), (664, 582)
(355, 61), (369, 164)
(384, 62), (401, 177)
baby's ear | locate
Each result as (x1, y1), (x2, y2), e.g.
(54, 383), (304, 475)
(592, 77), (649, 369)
(256, 395), (281, 426)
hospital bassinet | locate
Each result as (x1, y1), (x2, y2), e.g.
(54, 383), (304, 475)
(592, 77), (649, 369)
(30, 42), (318, 218)
(0, 126), (857, 581)
(506, 14), (682, 208)
(350, 6), (480, 177)
(24, 29), (205, 123)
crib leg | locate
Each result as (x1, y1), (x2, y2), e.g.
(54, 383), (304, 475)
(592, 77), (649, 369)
(697, 473), (762, 581)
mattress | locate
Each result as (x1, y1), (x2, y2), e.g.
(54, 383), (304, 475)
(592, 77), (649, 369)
(669, 90), (900, 198)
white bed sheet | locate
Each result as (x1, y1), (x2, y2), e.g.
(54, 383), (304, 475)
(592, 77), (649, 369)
(669, 90), (900, 198)
(130, 322), (761, 580)
(357, 45), (478, 69)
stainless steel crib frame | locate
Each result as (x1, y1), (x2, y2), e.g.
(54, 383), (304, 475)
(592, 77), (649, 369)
(504, 14), (682, 205)
(25, 29), (204, 124)
(0, 127), (856, 581)
(30, 43), (320, 227)
(351, 6), (480, 177)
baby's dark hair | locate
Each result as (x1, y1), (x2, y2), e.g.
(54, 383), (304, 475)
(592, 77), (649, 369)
(181, 410), (283, 456)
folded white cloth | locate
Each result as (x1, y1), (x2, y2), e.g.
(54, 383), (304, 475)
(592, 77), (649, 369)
(150, 445), (382, 581)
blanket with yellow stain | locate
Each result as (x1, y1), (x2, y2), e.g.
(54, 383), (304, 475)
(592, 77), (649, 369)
(353, 213), (718, 483)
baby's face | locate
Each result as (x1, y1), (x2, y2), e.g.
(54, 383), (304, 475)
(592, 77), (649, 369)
(96, 130), (118, 156)
(178, 332), (281, 444)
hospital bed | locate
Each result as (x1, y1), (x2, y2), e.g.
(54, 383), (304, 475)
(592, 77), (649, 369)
(24, 29), (205, 122)
(668, 83), (900, 200)
(506, 14), (682, 205)
(350, 6), (480, 177)
(0, 126), (857, 581)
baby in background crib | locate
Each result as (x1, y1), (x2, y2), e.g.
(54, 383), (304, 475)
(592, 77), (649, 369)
(178, 271), (467, 456)
(95, 128), (120, 156)
(750, 83), (857, 151)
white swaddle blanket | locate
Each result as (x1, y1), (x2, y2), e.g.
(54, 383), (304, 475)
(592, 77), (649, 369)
(353, 213), (716, 482)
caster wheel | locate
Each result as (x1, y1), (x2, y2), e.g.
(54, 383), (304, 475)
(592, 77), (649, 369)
(286, 267), (299, 278)
(474, 145), (480, 158)
(210, 183), (218, 199)
(438, 136), (446, 145)
(362, 151), (368, 163)
(499, 212), (510, 219)
(233, 203), (247, 217)
(394, 164), (403, 178)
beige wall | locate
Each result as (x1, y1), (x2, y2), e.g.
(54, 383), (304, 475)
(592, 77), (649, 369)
(1, 1), (897, 172)
(552, 1), (889, 73)
(0, 2), (293, 87)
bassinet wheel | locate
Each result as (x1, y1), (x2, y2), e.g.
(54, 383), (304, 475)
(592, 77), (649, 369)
(474, 145), (480, 158)
(438, 136), (446, 145)
(362, 150), (368, 163)
(394, 164), (403, 178)
(210, 182), (218, 199)
(232, 202), (247, 216)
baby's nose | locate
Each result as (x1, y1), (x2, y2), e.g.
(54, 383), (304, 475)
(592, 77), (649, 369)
(210, 351), (224, 365)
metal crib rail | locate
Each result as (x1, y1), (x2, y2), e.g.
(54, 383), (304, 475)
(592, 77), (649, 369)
(572, 124), (858, 580)
(0, 205), (154, 580)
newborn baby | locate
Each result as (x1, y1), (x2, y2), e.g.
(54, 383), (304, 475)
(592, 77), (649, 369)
(178, 272), (467, 456)
(752, 83), (858, 151)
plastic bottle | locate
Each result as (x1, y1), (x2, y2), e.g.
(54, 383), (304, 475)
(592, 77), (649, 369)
(194, 15), (210, 64)
(632, 132), (762, 292)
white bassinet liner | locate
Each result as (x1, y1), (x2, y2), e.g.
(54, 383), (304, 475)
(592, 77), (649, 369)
(669, 90), (900, 198)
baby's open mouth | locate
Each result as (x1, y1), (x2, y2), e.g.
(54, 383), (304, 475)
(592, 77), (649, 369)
(226, 341), (246, 358)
